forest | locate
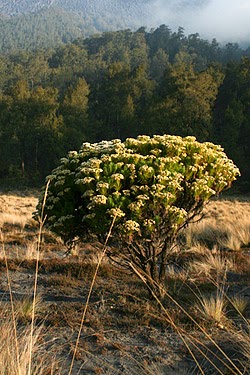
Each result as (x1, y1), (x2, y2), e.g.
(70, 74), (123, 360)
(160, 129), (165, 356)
(0, 25), (249, 189)
(0, 0), (150, 52)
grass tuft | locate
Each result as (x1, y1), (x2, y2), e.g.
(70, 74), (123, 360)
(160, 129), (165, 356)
(194, 294), (226, 325)
(0, 319), (61, 375)
(190, 252), (234, 277)
(15, 294), (44, 323)
(229, 295), (249, 316)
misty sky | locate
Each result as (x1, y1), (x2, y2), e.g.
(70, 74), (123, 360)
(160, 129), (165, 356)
(151, 0), (250, 43)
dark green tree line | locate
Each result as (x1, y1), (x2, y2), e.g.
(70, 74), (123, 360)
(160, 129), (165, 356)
(213, 58), (250, 185)
(0, 26), (249, 186)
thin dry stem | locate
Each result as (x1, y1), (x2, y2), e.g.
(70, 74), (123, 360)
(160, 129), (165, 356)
(130, 263), (206, 375)
(28, 180), (50, 375)
(68, 214), (117, 375)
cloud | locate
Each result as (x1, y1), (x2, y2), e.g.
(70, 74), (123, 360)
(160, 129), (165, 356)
(150, 0), (250, 43)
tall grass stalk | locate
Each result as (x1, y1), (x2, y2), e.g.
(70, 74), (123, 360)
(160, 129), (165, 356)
(0, 229), (21, 375)
(68, 214), (117, 375)
(28, 180), (50, 375)
(130, 263), (244, 375)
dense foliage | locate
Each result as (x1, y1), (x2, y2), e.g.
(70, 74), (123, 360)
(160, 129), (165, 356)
(0, 26), (249, 186)
(37, 134), (239, 295)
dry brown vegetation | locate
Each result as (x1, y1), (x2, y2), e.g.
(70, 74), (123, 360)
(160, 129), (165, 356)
(0, 191), (249, 374)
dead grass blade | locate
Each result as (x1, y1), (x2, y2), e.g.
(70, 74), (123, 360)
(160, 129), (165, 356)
(28, 180), (50, 375)
(68, 214), (117, 375)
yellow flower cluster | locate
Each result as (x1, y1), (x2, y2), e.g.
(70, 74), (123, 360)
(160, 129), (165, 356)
(123, 220), (140, 233)
(108, 208), (126, 218)
(40, 134), (240, 243)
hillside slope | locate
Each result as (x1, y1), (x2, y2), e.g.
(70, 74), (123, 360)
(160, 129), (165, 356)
(0, 8), (94, 51)
(0, 0), (153, 51)
(0, 0), (151, 19)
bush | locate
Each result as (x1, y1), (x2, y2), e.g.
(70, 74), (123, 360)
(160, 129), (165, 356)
(36, 135), (240, 297)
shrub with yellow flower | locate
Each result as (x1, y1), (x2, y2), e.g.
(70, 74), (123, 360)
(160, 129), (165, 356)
(36, 134), (240, 298)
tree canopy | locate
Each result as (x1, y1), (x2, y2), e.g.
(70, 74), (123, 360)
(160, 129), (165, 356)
(0, 26), (249, 187)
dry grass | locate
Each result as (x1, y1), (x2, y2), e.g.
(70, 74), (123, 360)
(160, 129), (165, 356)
(0, 193), (38, 229)
(225, 329), (250, 374)
(0, 318), (62, 375)
(229, 295), (249, 316)
(240, 331), (250, 371)
(14, 294), (44, 323)
(184, 199), (250, 251)
(189, 251), (234, 277)
(0, 191), (249, 374)
(218, 218), (250, 250)
(194, 294), (227, 325)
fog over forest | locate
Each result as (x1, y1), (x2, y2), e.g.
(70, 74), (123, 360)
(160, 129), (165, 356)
(152, 0), (250, 43)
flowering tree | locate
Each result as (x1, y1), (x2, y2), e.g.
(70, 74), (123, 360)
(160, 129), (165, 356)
(36, 135), (239, 297)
